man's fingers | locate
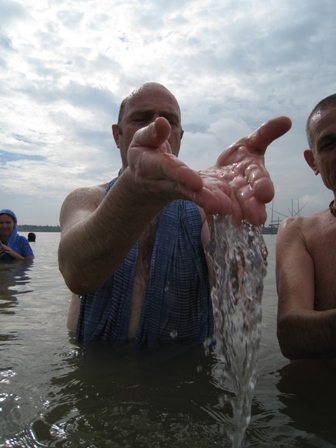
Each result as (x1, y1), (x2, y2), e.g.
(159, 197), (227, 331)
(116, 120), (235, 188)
(131, 117), (172, 149)
(138, 151), (203, 193)
(247, 116), (292, 153)
(215, 116), (291, 166)
(129, 117), (204, 194)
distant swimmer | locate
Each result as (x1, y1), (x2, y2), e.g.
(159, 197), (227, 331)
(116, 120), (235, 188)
(28, 232), (36, 242)
(0, 209), (35, 261)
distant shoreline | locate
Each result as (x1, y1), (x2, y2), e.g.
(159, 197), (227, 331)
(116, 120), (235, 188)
(17, 224), (278, 235)
(17, 225), (61, 233)
(17, 224), (277, 234)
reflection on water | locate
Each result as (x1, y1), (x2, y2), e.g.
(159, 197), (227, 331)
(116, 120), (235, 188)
(0, 260), (33, 348)
(1, 234), (336, 447)
(3, 343), (229, 446)
(277, 359), (336, 447)
(0, 259), (33, 302)
(4, 343), (288, 448)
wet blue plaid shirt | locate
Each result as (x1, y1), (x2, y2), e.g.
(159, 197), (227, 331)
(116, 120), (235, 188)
(76, 180), (213, 347)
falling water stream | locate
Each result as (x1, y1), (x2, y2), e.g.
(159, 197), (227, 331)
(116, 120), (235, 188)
(206, 214), (268, 447)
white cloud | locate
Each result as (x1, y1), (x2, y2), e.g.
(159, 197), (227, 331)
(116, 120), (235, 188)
(0, 0), (335, 225)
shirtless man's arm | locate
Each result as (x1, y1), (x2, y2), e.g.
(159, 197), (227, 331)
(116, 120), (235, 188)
(276, 216), (336, 359)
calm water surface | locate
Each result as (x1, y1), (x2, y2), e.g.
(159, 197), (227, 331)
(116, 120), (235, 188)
(1, 233), (336, 447)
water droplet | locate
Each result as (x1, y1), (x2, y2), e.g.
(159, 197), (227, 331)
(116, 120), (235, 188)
(170, 329), (178, 339)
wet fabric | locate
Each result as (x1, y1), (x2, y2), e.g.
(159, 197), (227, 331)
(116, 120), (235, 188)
(76, 180), (213, 348)
(0, 209), (34, 261)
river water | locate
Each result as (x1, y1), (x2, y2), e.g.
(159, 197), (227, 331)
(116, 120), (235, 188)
(1, 233), (336, 447)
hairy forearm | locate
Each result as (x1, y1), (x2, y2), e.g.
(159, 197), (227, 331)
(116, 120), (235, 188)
(59, 170), (169, 294)
(277, 309), (336, 360)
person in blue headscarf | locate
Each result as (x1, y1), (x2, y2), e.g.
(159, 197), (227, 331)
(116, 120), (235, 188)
(0, 209), (34, 261)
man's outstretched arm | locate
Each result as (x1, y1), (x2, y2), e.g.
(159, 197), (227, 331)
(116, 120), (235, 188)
(59, 116), (291, 295)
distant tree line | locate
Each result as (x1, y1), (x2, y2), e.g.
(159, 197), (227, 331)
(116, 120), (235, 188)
(17, 225), (61, 232)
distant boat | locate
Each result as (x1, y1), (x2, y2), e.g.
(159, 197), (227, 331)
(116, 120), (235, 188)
(262, 198), (308, 236)
(262, 226), (278, 235)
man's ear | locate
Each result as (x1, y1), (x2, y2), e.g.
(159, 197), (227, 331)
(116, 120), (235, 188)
(304, 149), (319, 175)
(112, 124), (120, 148)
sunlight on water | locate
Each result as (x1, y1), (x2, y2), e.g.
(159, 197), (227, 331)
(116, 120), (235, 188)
(206, 214), (267, 447)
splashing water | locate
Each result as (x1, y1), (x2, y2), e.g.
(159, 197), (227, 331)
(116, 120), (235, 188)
(206, 214), (267, 447)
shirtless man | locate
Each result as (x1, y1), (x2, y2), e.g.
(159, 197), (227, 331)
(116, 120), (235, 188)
(58, 82), (291, 345)
(276, 93), (336, 360)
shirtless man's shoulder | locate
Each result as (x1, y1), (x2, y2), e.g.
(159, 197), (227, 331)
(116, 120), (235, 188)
(278, 208), (336, 310)
(63, 183), (108, 209)
(279, 208), (336, 248)
(60, 183), (108, 234)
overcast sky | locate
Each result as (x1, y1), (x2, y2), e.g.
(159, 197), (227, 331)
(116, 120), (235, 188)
(1, 0), (335, 226)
